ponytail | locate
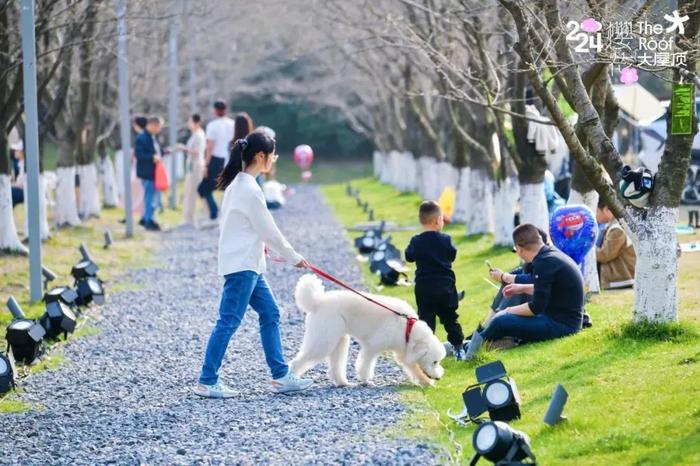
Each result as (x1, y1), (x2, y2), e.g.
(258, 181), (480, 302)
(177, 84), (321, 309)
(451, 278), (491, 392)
(216, 130), (276, 190)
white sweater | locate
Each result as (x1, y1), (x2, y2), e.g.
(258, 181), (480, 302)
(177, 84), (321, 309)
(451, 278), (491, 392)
(217, 172), (303, 276)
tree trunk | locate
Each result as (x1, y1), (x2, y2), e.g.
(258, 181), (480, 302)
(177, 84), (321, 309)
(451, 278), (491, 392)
(373, 150), (384, 178)
(418, 156), (438, 200)
(629, 207), (679, 322)
(454, 167), (470, 223)
(494, 177), (520, 245)
(23, 173), (50, 241)
(77, 163), (100, 218)
(465, 168), (495, 235)
(388, 150), (402, 190)
(54, 165), (80, 227)
(0, 174), (27, 254)
(436, 161), (459, 201)
(100, 155), (119, 208)
(401, 152), (417, 192)
(568, 189), (600, 293)
(519, 183), (549, 232)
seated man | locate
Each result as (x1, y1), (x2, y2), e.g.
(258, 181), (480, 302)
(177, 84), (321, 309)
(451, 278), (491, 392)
(488, 227), (549, 313)
(480, 223), (584, 343)
(596, 200), (636, 289)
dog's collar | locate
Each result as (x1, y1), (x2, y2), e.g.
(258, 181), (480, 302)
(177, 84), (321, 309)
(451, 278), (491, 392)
(405, 317), (418, 344)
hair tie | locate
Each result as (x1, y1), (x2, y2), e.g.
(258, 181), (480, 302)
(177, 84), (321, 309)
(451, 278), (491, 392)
(240, 138), (248, 150)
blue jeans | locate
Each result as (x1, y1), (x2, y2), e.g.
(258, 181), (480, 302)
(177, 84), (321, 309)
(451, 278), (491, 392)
(199, 271), (288, 384)
(197, 156), (224, 219)
(480, 313), (578, 343)
(141, 179), (156, 222)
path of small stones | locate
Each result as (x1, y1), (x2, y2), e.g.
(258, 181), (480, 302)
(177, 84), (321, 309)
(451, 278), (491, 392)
(1, 185), (448, 465)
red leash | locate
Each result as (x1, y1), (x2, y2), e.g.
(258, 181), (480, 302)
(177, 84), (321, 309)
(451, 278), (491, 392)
(307, 264), (417, 343)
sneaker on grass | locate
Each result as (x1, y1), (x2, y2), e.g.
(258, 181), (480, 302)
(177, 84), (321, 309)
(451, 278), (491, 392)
(192, 382), (236, 399)
(454, 347), (468, 361)
(271, 371), (313, 394)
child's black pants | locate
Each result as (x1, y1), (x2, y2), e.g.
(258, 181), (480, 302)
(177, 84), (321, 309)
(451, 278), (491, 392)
(415, 282), (464, 348)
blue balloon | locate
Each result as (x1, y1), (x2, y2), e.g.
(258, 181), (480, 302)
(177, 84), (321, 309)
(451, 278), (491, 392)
(549, 205), (598, 267)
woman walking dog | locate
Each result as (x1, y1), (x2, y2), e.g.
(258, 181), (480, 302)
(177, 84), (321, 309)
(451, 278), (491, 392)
(193, 130), (313, 398)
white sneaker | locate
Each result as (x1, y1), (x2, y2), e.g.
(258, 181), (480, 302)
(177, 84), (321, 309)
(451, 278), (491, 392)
(192, 382), (236, 399)
(271, 371), (314, 394)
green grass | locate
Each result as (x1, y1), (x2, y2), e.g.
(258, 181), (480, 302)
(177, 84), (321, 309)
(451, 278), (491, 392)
(321, 177), (700, 465)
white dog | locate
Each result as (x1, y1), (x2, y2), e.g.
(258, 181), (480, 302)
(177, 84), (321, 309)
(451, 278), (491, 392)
(290, 274), (446, 387)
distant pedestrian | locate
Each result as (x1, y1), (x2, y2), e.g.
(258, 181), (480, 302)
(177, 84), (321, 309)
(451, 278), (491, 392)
(134, 116), (164, 231)
(198, 100), (234, 222)
(177, 114), (206, 227)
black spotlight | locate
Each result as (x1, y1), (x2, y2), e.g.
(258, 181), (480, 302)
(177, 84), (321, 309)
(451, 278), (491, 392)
(71, 259), (99, 280)
(0, 351), (17, 394)
(44, 286), (79, 309)
(71, 245), (104, 306)
(463, 360), (521, 422)
(39, 301), (77, 340)
(470, 421), (537, 465)
(5, 297), (46, 365)
(42, 265), (57, 291)
(369, 238), (401, 272)
(75, 276), (105, 306)
(354, 221), (386, 254)
(104, 229), (113, 249)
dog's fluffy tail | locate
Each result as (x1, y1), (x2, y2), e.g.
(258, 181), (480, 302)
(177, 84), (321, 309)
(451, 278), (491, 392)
(295, 273), (325, 313)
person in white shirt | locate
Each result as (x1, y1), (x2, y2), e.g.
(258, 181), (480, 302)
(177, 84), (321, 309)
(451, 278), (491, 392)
(193, 130), (314, 398)
(177, 114), (206, 227)
(197, 100), (234, 220)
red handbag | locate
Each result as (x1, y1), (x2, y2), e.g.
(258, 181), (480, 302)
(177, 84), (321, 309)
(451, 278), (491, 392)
(154, 161), (169, 192)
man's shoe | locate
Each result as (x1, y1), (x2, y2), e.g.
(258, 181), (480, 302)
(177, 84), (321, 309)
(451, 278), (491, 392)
(138, 218), (146, 226)
(192, 382), (236, 399)
(145, 221), (161, 231)
(271, 371), (313, 394)
(454, 348), (468, 361)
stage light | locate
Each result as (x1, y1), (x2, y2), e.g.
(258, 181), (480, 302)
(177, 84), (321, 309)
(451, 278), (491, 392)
(354, 221), (386, 254)
(0, 351), (16, 394)
(104, 229), (113, 249)
(5, 297), (46, 365)
(71, 246), (105, 306)
(543, 384), (568, 426)
(71, 260), (99, 280)
(75, 277), (105, 306)
(44, 286), (79, 308)
(470, 421), (536, 465)
(39, 301), (77, 340)
(41, 266), (57, 291)
(462, 361), (521, 423)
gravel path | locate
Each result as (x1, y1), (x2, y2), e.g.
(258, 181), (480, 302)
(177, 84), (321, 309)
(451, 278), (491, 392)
(0, 185), (445, 465)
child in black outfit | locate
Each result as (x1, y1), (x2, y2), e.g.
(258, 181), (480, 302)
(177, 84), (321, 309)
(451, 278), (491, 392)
(405, 201), (466, 360)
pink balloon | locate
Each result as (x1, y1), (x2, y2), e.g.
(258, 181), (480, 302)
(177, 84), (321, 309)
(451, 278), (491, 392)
(294, 144), (314, 169)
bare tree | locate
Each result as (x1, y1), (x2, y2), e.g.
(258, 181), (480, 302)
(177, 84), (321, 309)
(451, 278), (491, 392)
(498, 0), (699, 322)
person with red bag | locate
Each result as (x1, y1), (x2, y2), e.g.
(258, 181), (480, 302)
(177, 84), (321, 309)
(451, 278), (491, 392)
(134, 116), (164, 231)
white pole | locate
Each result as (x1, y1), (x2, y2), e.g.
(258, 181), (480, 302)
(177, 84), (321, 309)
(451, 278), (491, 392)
(20, 0), (42, 303)
(115, 0), (133, 237)
(168, 0), (179, 209)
